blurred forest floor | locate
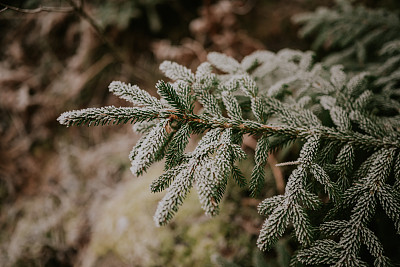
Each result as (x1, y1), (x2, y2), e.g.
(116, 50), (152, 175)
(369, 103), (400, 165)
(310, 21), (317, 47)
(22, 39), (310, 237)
(1, 0), (397, 266)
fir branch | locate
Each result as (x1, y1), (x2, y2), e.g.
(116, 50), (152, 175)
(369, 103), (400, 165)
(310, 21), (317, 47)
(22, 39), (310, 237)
(380, 39), (400, 55)
(349, 110), (389, 138)
(130, 121), (169, 176)
(395, 152), (400, 191)
(249, 135), (269, 197)
(310, 163), (341, 202)
(221, 91), (243, 120)
(159, 111), (400, 150)
(290, 203), (314, 246)
(329, 106), (351, 131)
(195, 160), (221, 216)
(377, 184), (400, 233)
(159, 61), (195, 83)
(150, 165), (186, 193)
(360, 225), (387, 260)
(132, 120), (157, 134)
(345, 72), (370, 97)
(156, 80), (191, 112)
(298, 135), (320, 165)
(239, 74), (258, 97)
(264, 97), (321, 128)
(250, 97), (268, 123)
(257, 205), (290, 251)
(296, 239), (341, 265)
(296, 189), (322, 211)
(194, 62), (217, 92)
(330, 65), (347, 90)
(108, 81), (163, 108)
(258, 166), (313, 250)
(57, 106), (159, 127)
(320, 220), (348, 236)
(231, 165), (247, 187)
(196, 91), (223, 118)
(207, 52), (242, 74)
(154, 167), (193, 226)
(165, 124), (191, 169)
(335, 143), (355, 188)
(257, 195), (285, 216)
(241, 50), (275, 73)
(58, 24), (400, 263)
(353, 90), (373, 111)
(220, 76), (241, 92)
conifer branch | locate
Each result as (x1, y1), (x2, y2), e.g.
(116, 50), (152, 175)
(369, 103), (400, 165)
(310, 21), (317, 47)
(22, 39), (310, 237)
(57, 106), (160, 127)
(58, 8), (400, 262)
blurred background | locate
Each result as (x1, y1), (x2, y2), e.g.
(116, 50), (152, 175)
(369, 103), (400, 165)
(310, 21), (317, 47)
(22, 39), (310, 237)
(0, 0), (397, 266)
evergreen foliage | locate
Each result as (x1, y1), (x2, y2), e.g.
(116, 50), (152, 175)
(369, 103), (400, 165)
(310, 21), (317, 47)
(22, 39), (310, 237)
(58, 1), (400, 265)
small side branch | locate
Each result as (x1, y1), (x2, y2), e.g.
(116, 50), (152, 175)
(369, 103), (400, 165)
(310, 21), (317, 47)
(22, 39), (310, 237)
(275, 161), (300, 167)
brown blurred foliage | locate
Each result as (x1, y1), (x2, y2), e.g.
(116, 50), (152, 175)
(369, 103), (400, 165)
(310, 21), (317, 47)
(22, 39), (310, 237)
(152, 0), (265, 68)
(0, 0), (336, 266)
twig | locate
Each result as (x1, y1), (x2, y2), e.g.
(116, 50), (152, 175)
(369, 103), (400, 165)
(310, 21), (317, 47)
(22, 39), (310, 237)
(0, 3), (74, 13)
(275, 161), (300, 167)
